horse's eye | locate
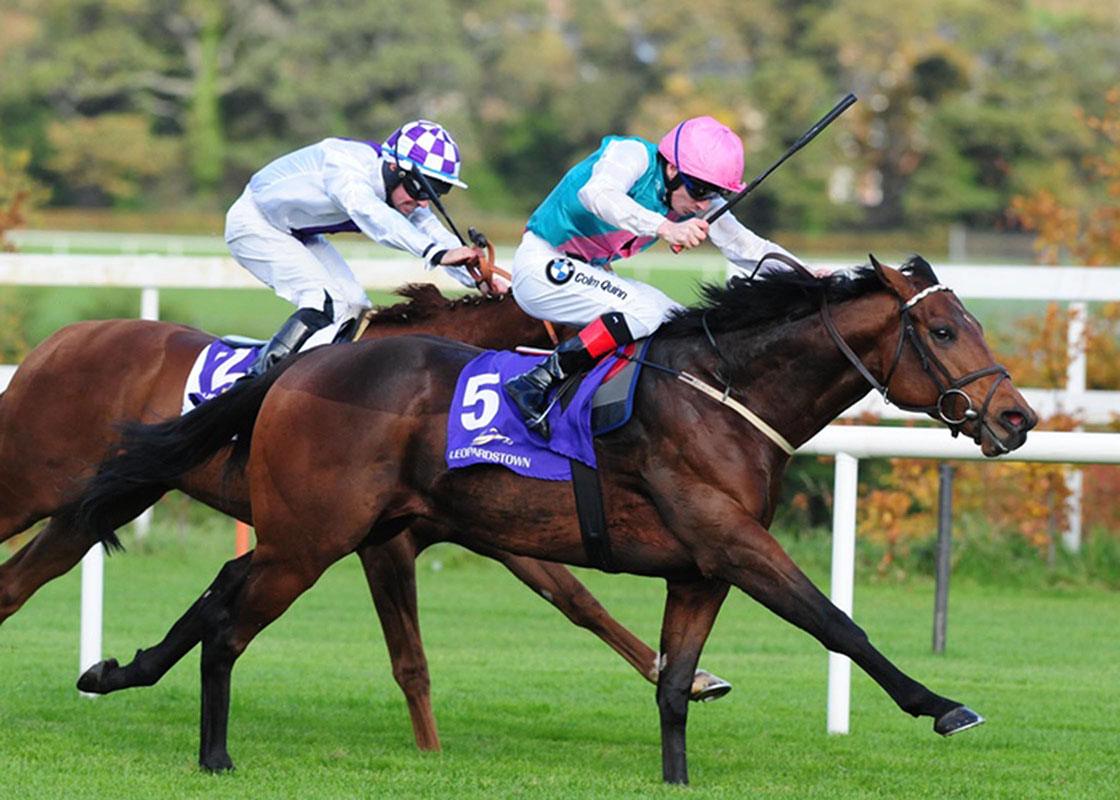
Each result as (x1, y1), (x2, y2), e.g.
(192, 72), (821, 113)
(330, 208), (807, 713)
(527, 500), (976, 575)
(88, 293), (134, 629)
(930, 326), (956, 343)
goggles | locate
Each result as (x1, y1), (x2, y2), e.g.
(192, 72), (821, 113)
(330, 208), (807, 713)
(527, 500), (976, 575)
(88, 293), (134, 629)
(400, 170), (452, 201)
(679, 173), (728, 202)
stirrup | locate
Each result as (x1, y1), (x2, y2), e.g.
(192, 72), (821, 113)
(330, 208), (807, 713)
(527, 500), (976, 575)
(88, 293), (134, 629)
(525, 374), (578, 434)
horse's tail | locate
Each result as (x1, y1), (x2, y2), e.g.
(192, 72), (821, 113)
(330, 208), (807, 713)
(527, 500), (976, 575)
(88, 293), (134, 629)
(73, 362), (291, 549)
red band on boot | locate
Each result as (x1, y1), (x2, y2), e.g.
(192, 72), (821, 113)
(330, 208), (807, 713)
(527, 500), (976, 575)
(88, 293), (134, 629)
(577, 317), (620, 359)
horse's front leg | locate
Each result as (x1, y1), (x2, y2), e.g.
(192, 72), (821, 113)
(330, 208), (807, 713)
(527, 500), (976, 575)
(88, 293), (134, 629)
(715, 515), (979, 734)
(467, 543), (731, 701)
(0, 517), (96, 625)
(1, 485), (166, 625)
(657, 578), (730, 785)
(355, 533), (441, 751)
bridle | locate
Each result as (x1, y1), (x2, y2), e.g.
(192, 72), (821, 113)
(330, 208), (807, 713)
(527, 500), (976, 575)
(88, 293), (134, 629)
(464, 229), (559, 346)
(625, 253), (1012, 456)
(759, 253), (1012, 450)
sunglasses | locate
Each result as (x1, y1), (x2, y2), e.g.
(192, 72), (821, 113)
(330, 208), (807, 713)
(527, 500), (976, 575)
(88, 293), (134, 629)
(400, 170), (452, 201)
(679, 173), (727, 202)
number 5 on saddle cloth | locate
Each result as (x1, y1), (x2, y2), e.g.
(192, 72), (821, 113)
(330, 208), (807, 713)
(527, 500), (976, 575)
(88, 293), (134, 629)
(446, 340), (651, 571)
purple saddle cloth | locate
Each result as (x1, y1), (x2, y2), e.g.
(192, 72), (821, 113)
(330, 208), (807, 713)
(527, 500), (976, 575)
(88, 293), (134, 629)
(446, 350), (619, 481)
(182, 340), (262, 413)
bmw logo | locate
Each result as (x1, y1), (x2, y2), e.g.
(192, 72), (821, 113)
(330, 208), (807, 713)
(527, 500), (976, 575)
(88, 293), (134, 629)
(546, 257), (575, 285)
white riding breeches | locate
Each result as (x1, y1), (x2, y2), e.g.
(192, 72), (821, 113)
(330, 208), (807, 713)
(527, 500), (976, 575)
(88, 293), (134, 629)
(225, 187), (373, 344)
(510, 230), (684, 339)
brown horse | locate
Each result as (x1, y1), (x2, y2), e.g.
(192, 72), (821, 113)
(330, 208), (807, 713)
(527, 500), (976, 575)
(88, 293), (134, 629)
(0, 283), (728, 752)
(75, 256), (1037, 784)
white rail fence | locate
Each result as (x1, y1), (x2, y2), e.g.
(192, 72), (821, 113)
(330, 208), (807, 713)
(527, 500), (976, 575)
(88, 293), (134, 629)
(2, 253), (1119, 733)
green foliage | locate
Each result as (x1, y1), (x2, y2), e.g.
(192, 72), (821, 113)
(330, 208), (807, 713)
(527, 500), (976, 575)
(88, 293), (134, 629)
(0, 142), (47, 252)
(3, 1), (1120, 230)
(45, 114), (180, 206)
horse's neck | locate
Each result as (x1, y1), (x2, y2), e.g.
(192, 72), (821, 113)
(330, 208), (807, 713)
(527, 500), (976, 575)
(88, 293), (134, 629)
(708, 293), (898, 450)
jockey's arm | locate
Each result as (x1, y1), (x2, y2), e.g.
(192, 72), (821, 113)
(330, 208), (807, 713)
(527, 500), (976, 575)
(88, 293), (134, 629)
(709, 206), (828, 279)
(576, 139), (666, 238)
(322, 147), (445, 261)
(407, 207), (479, 288)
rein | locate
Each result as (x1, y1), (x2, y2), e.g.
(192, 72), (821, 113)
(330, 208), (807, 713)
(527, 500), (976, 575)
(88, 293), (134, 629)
(763, 252), (1012, 452)
(628, 252), (1010, 455)
(467, 237), (560, 346)
(625, 341), (797, 456)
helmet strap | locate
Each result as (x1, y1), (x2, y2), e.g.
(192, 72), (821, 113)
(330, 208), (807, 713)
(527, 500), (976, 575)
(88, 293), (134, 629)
(659, 154), (683, 203)
(382, 162), (404, 201)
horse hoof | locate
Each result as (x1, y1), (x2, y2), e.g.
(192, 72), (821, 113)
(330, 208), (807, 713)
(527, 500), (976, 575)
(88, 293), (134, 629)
(934, 705), (986, 737)
(77, 659), (119, 694)
(200, 755), (235, 773)
(690, 669), (732, 703)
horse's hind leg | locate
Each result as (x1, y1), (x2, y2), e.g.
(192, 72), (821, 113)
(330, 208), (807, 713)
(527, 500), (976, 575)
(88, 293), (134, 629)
(656, 579), (729, 786)
(355, 534), (441, 751)
(718, 518), (978, 734)
(482, 548), (732, 701)
(0, 517), (99, 624)
(196, 542), (347, 771)
(77, 553), (253, 695)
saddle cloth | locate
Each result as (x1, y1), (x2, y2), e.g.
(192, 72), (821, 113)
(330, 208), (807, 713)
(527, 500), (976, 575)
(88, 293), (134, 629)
(445, 340), (649, 481)
(181, 339), (263, 414)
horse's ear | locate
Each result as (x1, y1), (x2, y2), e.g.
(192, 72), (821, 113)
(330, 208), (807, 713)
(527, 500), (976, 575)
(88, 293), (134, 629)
(869, 253), (910, 299)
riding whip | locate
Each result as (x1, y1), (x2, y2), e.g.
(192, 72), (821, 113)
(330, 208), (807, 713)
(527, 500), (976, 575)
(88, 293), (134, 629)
(671, 93), (857, 252)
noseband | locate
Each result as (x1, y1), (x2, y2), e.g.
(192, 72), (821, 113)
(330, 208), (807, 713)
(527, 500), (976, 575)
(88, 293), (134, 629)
(761, 254), (1012, 451)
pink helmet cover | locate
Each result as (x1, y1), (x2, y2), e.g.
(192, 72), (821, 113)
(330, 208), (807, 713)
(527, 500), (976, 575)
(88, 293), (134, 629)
(657, 116), (746, 194)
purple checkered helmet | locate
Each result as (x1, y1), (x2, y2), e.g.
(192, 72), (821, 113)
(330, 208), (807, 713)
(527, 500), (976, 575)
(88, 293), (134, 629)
(383, 119), (467, 189)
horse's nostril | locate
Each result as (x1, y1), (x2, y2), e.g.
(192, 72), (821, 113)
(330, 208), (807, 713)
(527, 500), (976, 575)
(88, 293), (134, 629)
(1002, 410), (1025, 430)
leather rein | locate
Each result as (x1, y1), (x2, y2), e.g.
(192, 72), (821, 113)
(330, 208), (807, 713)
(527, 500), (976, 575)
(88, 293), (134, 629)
(466, 235), (559, 346)
(630, 253), (1010, 455)
(761, 252), (1012, 451)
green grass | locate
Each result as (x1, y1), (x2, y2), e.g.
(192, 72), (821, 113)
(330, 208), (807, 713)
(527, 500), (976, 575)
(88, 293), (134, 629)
(2, 518), (1117, 799)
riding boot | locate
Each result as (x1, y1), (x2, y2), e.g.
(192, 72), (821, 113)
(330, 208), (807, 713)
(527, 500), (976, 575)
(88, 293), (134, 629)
(245, 306), (333, 378)
(504, 312), (633, 439)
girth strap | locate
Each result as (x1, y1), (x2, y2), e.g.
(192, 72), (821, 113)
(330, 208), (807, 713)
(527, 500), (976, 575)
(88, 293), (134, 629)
(570, 458), (615, 572)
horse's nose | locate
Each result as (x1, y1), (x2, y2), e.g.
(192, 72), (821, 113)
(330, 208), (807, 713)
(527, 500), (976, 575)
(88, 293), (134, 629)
(1000, 406), (1037, 434)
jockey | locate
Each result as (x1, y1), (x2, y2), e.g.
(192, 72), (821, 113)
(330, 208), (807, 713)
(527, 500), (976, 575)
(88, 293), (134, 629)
(225, 120), (481, 376)
(505, 115), (817, 437)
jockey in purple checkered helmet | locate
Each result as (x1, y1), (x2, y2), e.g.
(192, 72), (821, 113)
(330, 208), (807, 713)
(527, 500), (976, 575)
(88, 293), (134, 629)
(225, 118), (486, 379)
(383, 119), (468, 199)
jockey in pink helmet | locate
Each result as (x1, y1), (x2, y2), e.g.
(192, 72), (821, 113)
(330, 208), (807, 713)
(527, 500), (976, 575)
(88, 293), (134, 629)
(225, 120), (481, 376)
(504, 115), (816, 438)
(659, 115), (748, 197)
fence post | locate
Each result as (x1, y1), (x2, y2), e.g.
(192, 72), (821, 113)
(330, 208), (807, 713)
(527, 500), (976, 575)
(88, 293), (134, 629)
(1064, 301), (1086, 553)
(131, 285), (162, 541)
(78, 544), (103, 696)
(933, 463), (954, 654)
(827, 452), (859, 734)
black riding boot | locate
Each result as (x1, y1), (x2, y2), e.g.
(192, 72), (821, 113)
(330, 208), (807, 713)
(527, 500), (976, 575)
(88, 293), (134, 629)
(245, 306), (333, 378)
(504, 337), (596, 439)
(504, 312), (634, 439)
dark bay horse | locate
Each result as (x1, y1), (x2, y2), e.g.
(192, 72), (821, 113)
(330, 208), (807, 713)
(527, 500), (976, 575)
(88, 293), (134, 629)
(0, 283), (726, 753)
(76, 256), (1037, 783)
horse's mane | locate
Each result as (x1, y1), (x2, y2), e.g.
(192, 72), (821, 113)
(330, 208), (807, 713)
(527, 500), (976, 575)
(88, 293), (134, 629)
(661, 255), (939, 338)
(366, 283), (505, 325)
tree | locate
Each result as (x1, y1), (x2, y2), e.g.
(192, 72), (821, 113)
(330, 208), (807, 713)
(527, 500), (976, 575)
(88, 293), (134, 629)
(1, 0), (288, 196)
(45, 113), (180, 205)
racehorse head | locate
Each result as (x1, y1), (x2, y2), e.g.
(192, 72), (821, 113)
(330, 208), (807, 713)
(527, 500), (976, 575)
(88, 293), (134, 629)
(862, 254), (1037, 456)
